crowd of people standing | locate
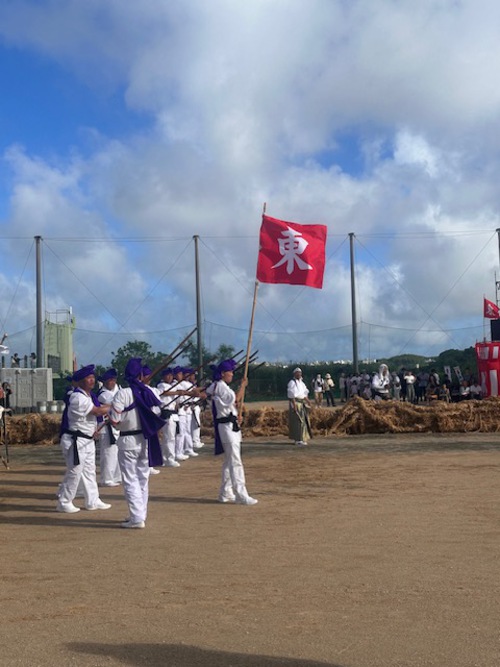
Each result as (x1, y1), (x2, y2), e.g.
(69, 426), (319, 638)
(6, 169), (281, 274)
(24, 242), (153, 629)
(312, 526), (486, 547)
(307, 368), (483, 404)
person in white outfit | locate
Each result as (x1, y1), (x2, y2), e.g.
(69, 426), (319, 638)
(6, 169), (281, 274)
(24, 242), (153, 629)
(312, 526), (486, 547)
(97, 368), (121, 486)
(287, 368), (312, 446)
(156, 367), (181, 467)
(371, 364), (391, 401)
(173, 366), (198, 460)
(110, 357), (166, 529)
(57, 365), (112, 514)
(204, 359), (257, 505)
(185, 369), (205, 450)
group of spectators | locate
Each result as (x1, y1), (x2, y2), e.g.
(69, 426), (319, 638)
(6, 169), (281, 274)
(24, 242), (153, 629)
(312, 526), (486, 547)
(309, 368), (483, 405)
(10, 352), (36, 368)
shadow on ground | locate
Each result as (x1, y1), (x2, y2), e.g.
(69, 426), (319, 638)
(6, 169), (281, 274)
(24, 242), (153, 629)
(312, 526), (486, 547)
(68, 642), (343, 667)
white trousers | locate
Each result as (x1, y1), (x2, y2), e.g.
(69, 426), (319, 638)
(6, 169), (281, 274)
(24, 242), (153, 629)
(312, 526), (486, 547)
(160, 418), (177, 464)
(118, 445), (150, 523)
(176, 414), (194, 456)
(191, 405), (202, 447)
(218, 423), (250, 501)
(59, 434), (99, 507)
(99, 431), (121, 484)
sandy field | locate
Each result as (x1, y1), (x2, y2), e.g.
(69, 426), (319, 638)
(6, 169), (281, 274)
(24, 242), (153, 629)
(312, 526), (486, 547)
(1, 430), (500, 667)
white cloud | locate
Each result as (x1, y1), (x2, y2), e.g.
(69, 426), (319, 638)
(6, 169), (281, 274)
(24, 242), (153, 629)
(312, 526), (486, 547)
(0, 1), (499, 363)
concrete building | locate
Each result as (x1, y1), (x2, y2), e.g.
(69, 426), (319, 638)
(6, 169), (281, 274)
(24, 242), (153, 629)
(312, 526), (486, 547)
(44, 308), (76, 378)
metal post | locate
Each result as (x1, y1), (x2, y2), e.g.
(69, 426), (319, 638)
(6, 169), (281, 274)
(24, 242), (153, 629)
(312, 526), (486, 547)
(349, 233), (359, 373)
(35, 236), (43, 368)
(193, 235), (203, 379)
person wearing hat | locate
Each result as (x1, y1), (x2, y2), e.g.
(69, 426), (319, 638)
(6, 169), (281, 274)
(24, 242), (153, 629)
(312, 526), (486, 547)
(287, 368), (312, 447)
(56, 365), (113, 513)
(172, 366), (198, 461)
(97, 368), (121, 487)
(156, 367), (201, 466)
(109, 358), (166, 528)
(156, 367), (181, 467)
(204, 359), (257, 505)
(184, 368), (205, 452)
(324, 373), (336, 407)
(372, 363), (391, 401)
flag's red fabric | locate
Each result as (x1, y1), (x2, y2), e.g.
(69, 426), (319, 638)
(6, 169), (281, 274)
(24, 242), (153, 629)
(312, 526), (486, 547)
(256, 214), (327, 288)
(484, 298), (500, 319)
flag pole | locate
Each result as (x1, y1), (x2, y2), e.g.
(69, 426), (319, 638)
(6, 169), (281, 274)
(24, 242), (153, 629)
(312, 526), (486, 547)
(237, 203), (266, 419)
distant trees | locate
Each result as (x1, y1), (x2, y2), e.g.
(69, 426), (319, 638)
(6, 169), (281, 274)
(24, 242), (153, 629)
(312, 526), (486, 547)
(110, 341), (168, 379)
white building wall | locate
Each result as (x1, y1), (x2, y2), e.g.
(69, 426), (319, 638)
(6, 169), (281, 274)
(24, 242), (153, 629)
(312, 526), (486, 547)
(0, 368), (53, 410)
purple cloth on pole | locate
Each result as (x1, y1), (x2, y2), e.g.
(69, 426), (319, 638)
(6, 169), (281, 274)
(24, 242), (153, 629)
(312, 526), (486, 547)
(128, 377), (165, 467)
(210, 382), (224, 456)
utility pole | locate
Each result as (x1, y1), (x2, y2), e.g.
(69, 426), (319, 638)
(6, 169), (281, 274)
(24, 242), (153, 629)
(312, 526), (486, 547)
(349, 232), (359, 373)
(35, 235), (43, 368)
(193, 235), (203, 379)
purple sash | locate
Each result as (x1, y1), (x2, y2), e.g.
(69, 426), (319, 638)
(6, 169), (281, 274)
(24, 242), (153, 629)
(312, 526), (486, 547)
(210, 382), (224, 456)
(128, 379), (165, 467)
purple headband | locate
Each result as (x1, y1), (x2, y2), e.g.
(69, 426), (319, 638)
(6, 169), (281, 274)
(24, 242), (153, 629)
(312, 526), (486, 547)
(125, 358), (143, 380)
(218, 359), (237, 374)
(72, 365), (96, 382)
(99, 368), (117, 382)
(161, 367), (173, 377)
(173, 366), (184, 375)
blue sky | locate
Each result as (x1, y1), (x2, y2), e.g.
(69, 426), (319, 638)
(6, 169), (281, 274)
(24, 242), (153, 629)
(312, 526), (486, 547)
(0, 0), (499, 369)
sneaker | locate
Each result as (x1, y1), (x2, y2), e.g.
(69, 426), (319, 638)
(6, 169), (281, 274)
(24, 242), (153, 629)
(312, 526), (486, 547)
(176, 454), (189, 461)
(85, 500), (112, 511)
(235, 496), (258, 506)
(102, 481), (120, 487)
(149, 468), (161, 475)
(166, 460), (181, 468)
(217, 495), (236, 503)
(56, 502), (80, 513)
(193, 443), (205, 450)
(121, 520), (145, 529)
(296, 441), (308, 447)
(186, 451), (199, 457)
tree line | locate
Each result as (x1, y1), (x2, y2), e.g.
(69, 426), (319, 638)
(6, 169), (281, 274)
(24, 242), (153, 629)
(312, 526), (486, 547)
(53, 341), (478, 402)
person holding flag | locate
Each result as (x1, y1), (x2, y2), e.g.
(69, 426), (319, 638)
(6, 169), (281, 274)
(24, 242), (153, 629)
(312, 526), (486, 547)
(204, 359), (258, 505)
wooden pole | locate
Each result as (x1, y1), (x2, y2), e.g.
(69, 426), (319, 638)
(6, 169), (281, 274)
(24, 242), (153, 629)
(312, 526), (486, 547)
(237, 203), (266, 418)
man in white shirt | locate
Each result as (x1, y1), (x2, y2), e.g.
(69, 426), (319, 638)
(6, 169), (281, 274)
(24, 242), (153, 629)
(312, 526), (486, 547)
(57, 365), (112, 514)
(110, 357), (166, 529)
(287, 368), (312, 446)
(97, 368), (121, 486)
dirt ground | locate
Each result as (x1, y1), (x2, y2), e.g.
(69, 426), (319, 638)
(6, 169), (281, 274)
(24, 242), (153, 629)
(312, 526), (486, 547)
(1, 430), (500, 667)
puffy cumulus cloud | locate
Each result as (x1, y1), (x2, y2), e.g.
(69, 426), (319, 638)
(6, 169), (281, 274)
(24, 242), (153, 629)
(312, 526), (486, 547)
(0, 1), (500, 362)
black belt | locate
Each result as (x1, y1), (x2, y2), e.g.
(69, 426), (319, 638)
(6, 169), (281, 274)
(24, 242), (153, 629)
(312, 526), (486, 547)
(106, 422), (117, 445)
(216, 415), (240, 433)
(160, 408), (176, 420)
(119, 429), (143, 437)
(62, 428), (94, 465)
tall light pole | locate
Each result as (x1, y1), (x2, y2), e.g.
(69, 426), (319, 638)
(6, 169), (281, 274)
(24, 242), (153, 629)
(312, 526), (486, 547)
(193, 235), (203, 378)
(35, 236), (43, 367)
(349, 232), (359, 373)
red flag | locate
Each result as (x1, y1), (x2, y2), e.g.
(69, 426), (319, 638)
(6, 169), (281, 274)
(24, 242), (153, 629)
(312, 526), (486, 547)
(256, 214), (327, 289)
(484, 298), (500, 319)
